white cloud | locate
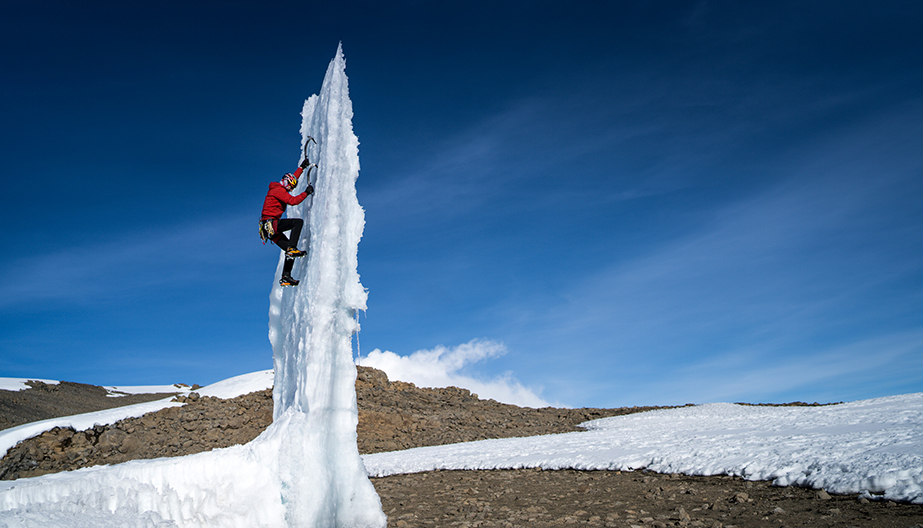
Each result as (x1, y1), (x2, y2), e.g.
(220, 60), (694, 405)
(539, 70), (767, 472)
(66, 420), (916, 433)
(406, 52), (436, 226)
(358, 339), (555, 408)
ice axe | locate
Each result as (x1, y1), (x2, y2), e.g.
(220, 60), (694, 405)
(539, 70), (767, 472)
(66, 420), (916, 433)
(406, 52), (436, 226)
(301, 136), (318, 179)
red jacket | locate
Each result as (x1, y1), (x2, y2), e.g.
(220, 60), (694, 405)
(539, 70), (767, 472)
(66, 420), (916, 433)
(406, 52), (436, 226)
(261, 167), (308, 220)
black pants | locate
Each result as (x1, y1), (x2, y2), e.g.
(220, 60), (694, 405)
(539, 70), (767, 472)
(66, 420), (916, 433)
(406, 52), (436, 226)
(272, 218), (303, 251)
(272, 218), (303, 276)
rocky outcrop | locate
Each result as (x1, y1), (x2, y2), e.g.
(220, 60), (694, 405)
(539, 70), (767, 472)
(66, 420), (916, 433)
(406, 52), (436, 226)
(355, 366), (674, 453)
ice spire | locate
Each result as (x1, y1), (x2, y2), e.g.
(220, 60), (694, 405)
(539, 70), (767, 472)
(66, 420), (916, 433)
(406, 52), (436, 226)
(266, 43), (386, 527)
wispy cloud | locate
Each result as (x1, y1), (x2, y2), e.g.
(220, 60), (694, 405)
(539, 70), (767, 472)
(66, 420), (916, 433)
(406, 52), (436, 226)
(618, 330), (923, 405)
(358, 339), (555, 408)
(496, 104), (923, 406)
(361, 100), (550, 223)
(0, 214), (259, 309)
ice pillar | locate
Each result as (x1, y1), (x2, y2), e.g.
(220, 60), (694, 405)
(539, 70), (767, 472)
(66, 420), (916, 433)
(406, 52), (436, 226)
(266, 43), (386, 528)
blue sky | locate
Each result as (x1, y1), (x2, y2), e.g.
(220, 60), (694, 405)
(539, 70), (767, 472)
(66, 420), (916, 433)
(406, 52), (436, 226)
(2, 1), (922, 407)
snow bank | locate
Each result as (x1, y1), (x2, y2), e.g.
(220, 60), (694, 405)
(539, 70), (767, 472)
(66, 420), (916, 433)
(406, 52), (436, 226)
(363, 393), (923, 504)
(0, 428), (285, 527)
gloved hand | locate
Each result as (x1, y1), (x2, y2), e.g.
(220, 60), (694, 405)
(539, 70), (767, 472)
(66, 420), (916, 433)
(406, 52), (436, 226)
(305, 184), (314, 196)
(300, 158), (312, 169)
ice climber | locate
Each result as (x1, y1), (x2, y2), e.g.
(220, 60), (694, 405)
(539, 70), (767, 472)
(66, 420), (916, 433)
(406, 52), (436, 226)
(260, 158), (315, 287)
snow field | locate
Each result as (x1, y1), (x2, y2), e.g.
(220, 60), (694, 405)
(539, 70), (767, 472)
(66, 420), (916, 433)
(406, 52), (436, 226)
(362, 393), (923, 504)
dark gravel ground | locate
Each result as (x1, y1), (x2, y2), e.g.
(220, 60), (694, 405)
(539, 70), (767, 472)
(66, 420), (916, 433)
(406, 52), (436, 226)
(374, 469), (923, 528)
(1, 370), (921, 528)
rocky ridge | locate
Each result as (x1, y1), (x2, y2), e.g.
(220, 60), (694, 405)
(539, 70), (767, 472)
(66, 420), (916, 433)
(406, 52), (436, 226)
(355, 366), (675, 454)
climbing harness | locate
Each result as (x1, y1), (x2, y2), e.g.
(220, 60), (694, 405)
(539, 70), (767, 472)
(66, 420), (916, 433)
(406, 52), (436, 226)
(259, 218), (276, 244)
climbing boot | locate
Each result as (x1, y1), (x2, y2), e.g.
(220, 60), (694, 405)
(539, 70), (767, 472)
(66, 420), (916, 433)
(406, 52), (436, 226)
(280, 275), (300, 287)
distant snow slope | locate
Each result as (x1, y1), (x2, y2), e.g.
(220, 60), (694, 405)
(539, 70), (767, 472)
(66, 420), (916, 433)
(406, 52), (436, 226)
(0, 370), (273, 460)
(0, 379), (58, 392)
